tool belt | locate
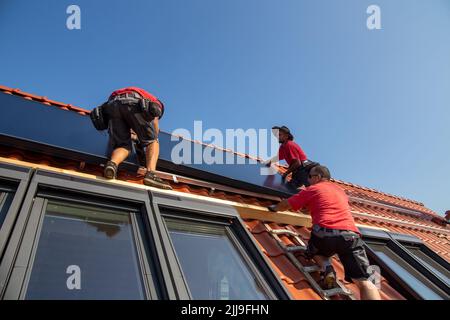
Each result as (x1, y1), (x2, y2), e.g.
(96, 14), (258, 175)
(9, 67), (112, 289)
(109, 92), (163, 119)
(312, 224), (359, 238)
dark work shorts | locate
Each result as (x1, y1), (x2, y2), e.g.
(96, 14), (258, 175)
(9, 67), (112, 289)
(103, 101), (157, 151)
(290, 161), (319, 188)
(307, 231), (371, 282)
(291, 166), (310, 188)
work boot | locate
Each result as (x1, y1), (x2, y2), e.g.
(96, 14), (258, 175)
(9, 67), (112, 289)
(321, 265), (337, 290)
(104, 161), (118, 180)
(143, 171), (173, 190)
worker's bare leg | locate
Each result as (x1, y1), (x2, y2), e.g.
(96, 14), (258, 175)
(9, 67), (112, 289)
(110, 147), (130, 166)
(142, 140), (171, 190)
(146, 140), (159, 172)
(353, 279), (381, 300)
(104, 147), (130, 179)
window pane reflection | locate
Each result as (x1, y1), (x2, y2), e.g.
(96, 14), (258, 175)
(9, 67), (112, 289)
(166, 218), (270, 300)
(405, 247), (450, 284)
(26, 201), (145, 300)
(369, 244), (446, 300)
(0, 191), (15, 228)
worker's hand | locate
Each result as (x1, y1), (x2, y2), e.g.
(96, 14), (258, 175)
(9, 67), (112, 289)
(262, 160), (271, 167)
(130, 130), (138, 141)
(268, 204), (278, 212)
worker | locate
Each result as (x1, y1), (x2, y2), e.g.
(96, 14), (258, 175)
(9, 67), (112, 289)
(265, 125), (317, 190)
(101, 87), (172, 190)
(268, 165), (381, 300)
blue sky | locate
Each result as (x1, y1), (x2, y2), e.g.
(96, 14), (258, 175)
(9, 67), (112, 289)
(0, 0), (449, 215)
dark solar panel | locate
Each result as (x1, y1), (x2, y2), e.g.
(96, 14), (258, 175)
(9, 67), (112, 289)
(0, 92), (294, 197)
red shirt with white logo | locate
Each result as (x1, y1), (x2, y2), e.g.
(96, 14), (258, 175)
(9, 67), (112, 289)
(287, 181), (360, 233)
(278, 140), (307, 165)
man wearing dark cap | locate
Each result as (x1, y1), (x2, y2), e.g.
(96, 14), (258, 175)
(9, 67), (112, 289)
(265, 125), (316, 189)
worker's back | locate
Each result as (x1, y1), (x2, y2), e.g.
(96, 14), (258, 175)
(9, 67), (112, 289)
(292, 181), (359, 233)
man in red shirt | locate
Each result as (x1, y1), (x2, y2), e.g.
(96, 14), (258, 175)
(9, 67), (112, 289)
(101, 87), (172, 190)
(265, 126), (317, 190)
(268, 165), (381, 300)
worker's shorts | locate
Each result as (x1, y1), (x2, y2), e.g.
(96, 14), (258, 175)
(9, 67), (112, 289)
(103, 100), (157, 151)
(290, 160), (319, 188)
(307, 230), (371, 282)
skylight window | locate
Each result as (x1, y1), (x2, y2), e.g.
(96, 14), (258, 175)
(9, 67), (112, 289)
(402, 245), (450, 285)
(25, 201), (147, 299)
(365, 240), (449, 300)
(0, 183), (15, 229)
(164, 216), (274, 300)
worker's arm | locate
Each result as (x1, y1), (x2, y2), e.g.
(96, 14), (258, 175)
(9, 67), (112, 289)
(282, 159), (303, 178)
(268, 189), (310, 212)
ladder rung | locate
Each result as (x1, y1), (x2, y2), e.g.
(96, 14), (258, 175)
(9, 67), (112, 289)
(286, 245), (308, 253)
(322, 287), (351, 298)
(270, 229), (299, 237)
(267, 224), (355, 300)
(303, 265), (321, 273)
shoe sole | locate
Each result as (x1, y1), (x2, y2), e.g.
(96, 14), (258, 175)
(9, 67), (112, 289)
(143, 178), (173, 190)
(104, 167), (116, 180)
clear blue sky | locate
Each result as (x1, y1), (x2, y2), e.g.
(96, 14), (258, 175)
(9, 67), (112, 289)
(1, 0), (449, 215)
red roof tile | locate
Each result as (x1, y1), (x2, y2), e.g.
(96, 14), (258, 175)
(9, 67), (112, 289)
(0, 85), (90, 115)
(251, 232), (285, 257)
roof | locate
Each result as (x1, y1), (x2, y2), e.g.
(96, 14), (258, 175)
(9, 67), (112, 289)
(1, 84), (449, 300)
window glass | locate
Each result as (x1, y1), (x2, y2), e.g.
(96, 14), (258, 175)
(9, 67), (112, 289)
(370, 244), (446, 300)
(25, 201), (146, 299)
(166, 218), (270, 300)
(404, 246), (450, 284)
(0, 191), (15, 228)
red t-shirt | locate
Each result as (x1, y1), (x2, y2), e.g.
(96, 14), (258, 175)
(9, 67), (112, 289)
(287, 181), (360, 233)
(110, 87), (162, 107)
(278, 140), (307, 165)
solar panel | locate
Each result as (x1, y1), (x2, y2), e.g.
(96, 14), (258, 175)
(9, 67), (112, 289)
(0, 92), (294, 197)
(157, 133), (293, 196)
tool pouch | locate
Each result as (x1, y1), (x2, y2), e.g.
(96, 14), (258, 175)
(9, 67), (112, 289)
(90, 103), (109, 131)
(140, 99), (163, 119)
